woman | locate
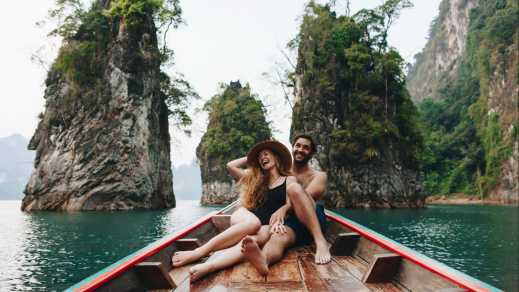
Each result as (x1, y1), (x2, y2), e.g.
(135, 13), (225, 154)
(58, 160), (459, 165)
(171, 140), (292, 270)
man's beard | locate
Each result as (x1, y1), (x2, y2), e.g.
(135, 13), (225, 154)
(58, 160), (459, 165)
(293, 152), (312, 165)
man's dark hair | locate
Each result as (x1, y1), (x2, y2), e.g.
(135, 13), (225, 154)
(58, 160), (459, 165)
(292, 134), (317, 154)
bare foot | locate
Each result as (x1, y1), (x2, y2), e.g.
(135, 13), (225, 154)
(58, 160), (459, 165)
(172, 248), (205, 267)
(241, 236), (268, 275)
(315, 240), (331, 264)
(189, 262), (213, 282)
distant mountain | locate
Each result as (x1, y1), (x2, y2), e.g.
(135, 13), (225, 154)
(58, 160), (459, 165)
(0, 134), (34, 200)
(172, 161), (202, 200)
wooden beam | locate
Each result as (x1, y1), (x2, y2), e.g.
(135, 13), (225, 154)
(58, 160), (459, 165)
(134, 261), (176, 290)
(211, 215), (231, 232)
(174, 238), (201, 251)
(362, 253), (402, 283)
(330, 232), (360, 256)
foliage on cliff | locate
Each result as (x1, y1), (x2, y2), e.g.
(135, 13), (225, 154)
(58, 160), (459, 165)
(291, 0), (422, 168)
(197, 81), (272, 172)
(43, 0), (194, 128)
(417, 0), (518, 196)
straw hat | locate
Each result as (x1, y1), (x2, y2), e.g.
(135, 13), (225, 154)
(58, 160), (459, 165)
(247, 140), (293, 172)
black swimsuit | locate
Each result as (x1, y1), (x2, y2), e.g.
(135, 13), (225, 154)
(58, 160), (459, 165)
(250, 178), (287, 225)
(249, 177), (328, 246)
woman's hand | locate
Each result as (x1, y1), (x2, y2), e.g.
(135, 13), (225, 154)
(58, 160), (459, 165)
(269, 204), (289, 227)
(270, 222), (287, 234)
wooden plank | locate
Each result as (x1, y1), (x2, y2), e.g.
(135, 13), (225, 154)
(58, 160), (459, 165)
(212, 215), (232, 232)
(174, 238), (201, 251)
(333, 256), (368, 280)
(362, 253), (402, 283)
(395, 258), (462, 291)
(266, 259), (301, 283)
(324, 220), (354, 243)
(169, 263), (194, 287)
(173, 277), (190, 292)
(229, 281), (304, 291)
(354, 237), (390, 264)
(134, 261), (176, 290)
(330, 232), (361, 256)
(284, 246), (311, 261)
(364, 282), (406, 292)
(190, 266), (232, 292)
(228, 261), (265, 282)
(298, 254), (369, 292)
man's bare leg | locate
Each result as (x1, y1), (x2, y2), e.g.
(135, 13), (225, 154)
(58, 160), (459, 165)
(189, 226), (271, 281)
(286, 184), (331, 264)
(172, 207), (261, 267)
(241, 229), (296, 275)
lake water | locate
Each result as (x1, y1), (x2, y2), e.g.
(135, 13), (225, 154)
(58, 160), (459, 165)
(0, 200), (517, 291)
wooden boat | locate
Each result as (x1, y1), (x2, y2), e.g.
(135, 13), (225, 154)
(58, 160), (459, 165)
(67, 202), (502, 292)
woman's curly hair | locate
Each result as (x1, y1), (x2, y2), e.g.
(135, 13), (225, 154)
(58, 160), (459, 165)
(239, 152), (291, 210)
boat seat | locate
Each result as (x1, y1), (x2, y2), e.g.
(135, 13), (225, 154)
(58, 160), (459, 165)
(135, 261), (176, 290)
(362, 253), (402, 283)
(330, 232), (360, 256)
(174, 238), (201, 251)
(211, 214), (231, 232)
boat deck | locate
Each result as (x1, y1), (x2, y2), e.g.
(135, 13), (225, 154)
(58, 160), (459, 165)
(169, 245), (405, 292)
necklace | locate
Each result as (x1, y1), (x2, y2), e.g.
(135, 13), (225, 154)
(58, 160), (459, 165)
(269, 175), (283, 189)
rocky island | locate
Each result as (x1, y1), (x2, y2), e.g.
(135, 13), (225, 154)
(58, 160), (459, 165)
(22, 0), (188, 211)
(196, 81), (271, 205)
(290, 2), (424, 208)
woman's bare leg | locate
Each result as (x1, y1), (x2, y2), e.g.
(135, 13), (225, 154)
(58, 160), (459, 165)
(241, 228), (296, 275)
(189, 226), (271, 281)
(172, 207), (261, 267)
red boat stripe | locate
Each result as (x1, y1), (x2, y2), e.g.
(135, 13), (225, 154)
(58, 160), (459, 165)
(76, 209), (220, 291)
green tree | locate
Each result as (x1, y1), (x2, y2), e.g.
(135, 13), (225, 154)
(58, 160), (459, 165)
(197, 81), (272, 172)
(43, 0), (194, 128)
(292, 1), (422, 168)
(416, 0), (518, 196)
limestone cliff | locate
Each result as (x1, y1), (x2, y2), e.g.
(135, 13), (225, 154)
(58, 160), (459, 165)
(407, 0), (478, 102)
(407, 0), (518, 203)
(485, 37), (518, 203)
(197, 81), (271, 205)
(290, 3), (424, 208)
(22, 1), (175, 211)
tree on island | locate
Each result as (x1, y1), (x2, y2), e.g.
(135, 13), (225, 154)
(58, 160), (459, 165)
(196, 81), (272, 204)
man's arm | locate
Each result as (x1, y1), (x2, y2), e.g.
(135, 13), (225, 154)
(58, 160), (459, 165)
(226, 157), (248, 181)
(304, 172), (327, 201)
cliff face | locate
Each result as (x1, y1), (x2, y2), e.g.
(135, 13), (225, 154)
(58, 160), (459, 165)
(485, 38), (518, 203)
(22, 2), (175, 211)
(290, 4), (424, 208)
(197, 157), (239, 205)
(197, 82), (271, 205)
(407, 0), (478, 103)
(407, 0), (518, 203)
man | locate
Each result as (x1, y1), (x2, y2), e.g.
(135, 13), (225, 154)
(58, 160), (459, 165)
(240, 134), (330, 275)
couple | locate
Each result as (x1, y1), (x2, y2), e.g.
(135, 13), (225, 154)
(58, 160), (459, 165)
(172, 134), (331, 281)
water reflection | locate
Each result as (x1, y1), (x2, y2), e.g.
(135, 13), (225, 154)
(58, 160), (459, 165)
(0, 200), (218, 291)
(335, 204), (519, 291)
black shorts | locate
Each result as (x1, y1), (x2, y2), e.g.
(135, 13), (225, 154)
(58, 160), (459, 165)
(285, 203), (327, 246)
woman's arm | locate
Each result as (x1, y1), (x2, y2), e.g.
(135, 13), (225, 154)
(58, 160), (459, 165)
(226, 157), (248, 181)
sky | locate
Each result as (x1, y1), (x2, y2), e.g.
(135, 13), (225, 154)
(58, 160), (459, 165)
(0, 0), (441, 166)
